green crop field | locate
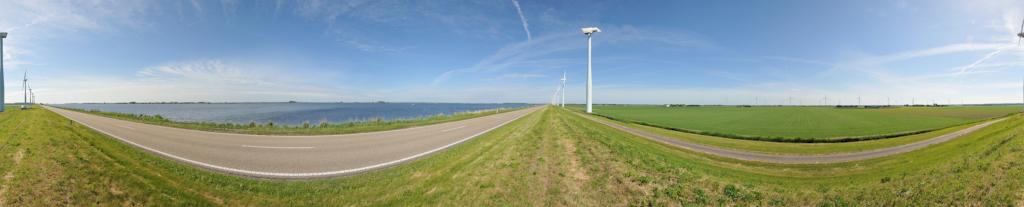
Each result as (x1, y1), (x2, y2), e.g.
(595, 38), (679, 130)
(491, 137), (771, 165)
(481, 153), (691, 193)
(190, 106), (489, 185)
(590, 105), (1021, 142)
(2, 106), (1022, 206)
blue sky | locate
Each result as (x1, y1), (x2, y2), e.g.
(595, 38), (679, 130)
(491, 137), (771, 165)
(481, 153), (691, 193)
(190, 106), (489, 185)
(3, 0), (1024, 104)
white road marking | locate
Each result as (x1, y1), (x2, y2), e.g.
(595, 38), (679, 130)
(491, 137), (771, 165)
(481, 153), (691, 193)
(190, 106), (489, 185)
(440, 126), (466, 132)
(118, 125), (135, 130)
(241, 145), (314, 149)
(51, 106), (532, 178)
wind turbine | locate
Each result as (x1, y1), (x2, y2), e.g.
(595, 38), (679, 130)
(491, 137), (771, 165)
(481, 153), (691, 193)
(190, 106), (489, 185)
(551, 84), (560, 106)
(0, 32), (6, 112)
(1017, 17), (1024, 46)
(21, 70), (27, 110)
(1018, 18), (1024, 111)
(581, 27), (601, 113)
(560, 71), (566, 107)
(27, 84), (33, 104)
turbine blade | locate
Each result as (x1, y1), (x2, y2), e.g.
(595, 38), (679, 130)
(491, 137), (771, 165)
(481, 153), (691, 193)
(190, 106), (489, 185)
(1019, 18), (1024, 33)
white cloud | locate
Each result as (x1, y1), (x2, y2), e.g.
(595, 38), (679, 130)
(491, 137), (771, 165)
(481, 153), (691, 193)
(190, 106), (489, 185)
(867, 43), (1007, 64)
(431, 32), (580, 85)
(342, 39), (410, 53)
(0, 0), (154, 73)
(220, 0), (240, 17)
(190, 0), (204, 13)
(36, 59), (350, 103)
(497, 73), (546, 79)
(431, 25), (714, 86)
(511, 0), (532, 41)
(954, 47), (1006, 75)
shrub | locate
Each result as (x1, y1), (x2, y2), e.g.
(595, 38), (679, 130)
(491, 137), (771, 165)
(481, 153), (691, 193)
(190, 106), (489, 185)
(692, 188), (708, 204)
(723, 184), (743, 201)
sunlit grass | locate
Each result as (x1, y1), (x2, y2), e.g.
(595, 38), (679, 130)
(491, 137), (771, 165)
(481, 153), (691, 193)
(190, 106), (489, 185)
(1, 106), (1020, 205)
(588, 105), (1019, 142)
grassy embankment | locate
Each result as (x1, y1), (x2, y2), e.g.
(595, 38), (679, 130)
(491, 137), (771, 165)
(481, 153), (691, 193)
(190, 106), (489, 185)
(53, 105), (523, 135)
(591, 105), (1020, 142)
(1, 106), (1021, 205)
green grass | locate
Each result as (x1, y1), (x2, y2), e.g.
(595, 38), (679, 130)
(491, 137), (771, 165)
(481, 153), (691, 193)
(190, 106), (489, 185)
(590, 112), (984, 155)
(2, 106), (1021, 205)
(589, 105), (1020, 142)
(52, 105), (524, 135)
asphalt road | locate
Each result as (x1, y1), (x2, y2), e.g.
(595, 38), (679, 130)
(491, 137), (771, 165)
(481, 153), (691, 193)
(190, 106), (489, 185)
(576, 111), (1006, 164)
(46, 106), (538, 179)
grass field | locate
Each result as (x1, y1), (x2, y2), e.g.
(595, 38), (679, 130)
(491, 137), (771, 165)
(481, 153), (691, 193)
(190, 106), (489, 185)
(598, 113), (984, 155)
(2, 106), (1021, 205)
(53, 105), (523, 135)
(591, 105), (1021, 142)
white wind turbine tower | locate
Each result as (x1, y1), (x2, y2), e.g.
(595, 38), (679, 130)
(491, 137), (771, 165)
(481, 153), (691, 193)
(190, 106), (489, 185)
(581, 27), (601, 113)
(1017, 17), (1024, 111)
(551, 84), (560, 106)
(551, 75), (565, 106)
(560, 71), (566, 107)
(552, 89), (561, 105)
(0, 32), (6, 112)
(21, 70), (27, 110)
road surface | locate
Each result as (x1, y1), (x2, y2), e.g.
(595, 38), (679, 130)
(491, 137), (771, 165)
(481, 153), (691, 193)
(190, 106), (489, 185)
(576, 111), (1006, 164)
(45, 106), (539, 179)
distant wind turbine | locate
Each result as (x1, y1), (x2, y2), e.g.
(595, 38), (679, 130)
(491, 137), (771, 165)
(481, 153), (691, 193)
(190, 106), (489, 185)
(560, 71), (566, 107)
(27, 84), (33, 104)
(1018, 19), (1024, 110)
(1017, 17), (1024, 46)
(21, 70), (27, 109)
(551, 84), (561, 106)
(0, 32), (5, 112)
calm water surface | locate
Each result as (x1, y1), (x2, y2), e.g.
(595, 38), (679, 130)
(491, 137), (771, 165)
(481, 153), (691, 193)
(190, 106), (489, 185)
(57, 103), (530, 126)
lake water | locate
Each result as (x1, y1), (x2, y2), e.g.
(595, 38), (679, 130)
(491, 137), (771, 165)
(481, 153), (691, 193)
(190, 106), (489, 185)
(56, 103), (530, 126)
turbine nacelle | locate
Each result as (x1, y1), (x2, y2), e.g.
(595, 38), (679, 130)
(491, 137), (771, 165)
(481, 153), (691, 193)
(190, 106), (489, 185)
(1018, 18), (1024, 46)
(0, 32), (6, 38)
(581, 27), (601, 35)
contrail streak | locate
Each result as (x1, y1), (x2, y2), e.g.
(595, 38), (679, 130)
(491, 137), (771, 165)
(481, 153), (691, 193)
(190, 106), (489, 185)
(956, 47), (1006, 76)
(511, 0), (532, 41)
